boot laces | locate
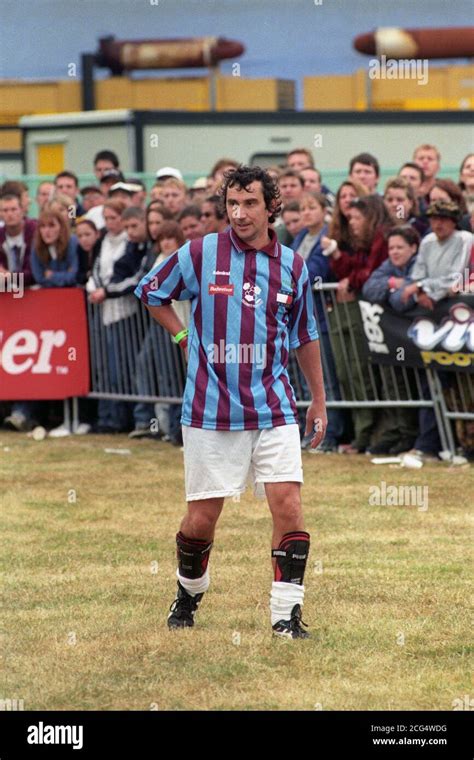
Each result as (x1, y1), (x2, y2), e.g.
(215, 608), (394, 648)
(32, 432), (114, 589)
(290, 606), (308, 633)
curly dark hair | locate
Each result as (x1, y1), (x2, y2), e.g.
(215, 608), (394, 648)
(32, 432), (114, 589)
(218, 165), (281, 224)
(386, 224), (420, 248)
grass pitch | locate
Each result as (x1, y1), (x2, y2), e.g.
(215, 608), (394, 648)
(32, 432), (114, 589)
(1, 431), (472, 711)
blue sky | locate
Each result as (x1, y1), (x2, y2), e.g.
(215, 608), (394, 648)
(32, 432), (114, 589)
(1, 0), (471, 105)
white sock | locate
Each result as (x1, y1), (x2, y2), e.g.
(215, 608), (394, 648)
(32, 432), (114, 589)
(270, 581), (305, 626)
(177, 567), (210, 596)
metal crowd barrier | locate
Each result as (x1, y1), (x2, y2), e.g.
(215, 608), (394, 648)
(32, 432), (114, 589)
(432, 369), (474, 454)
(85, 297), (187, 404)
(80, 288), (470, 455)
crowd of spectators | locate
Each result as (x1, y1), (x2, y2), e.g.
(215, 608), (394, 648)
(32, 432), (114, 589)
(1, 145), (473, 458)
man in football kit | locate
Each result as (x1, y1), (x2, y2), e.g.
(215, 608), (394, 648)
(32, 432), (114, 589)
(135, 166), (327, 638)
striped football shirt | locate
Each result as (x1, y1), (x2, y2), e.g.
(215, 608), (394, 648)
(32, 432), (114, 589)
(134, 227), (319, 430)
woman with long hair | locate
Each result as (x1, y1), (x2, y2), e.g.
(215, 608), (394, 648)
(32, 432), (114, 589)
(75, 217), (102, 285)
(326, 179), (368, 254)
(31, 207), (78, 287)
(146, 203), (174, 260)
(12, 208), (78, 436)
(324, 194), (393, 453)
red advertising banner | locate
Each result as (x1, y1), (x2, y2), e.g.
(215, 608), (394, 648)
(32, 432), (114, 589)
(0, 289), (90, 400)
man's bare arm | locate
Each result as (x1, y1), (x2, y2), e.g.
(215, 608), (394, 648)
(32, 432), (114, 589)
(295, 339), (327, 448)
(146, 304), (188, 360)
(146, 304), (185, 336)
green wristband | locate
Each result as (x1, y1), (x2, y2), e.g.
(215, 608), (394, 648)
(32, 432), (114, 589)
(173, 328), (189, 345)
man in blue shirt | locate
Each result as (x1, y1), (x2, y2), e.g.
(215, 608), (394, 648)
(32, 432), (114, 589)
(135, 166), (327, 638)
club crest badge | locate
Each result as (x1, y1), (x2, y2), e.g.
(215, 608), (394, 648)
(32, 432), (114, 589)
(242, 282), (262, 308)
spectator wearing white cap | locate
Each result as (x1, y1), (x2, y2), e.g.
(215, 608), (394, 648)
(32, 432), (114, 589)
(189, 177), (208, 204)
(128, 179), (148, 209)
(109, 182), (143, 207)
(156, 166), (183, 182)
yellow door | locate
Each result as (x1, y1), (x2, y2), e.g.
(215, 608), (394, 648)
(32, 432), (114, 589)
(36, 143), (64, 174)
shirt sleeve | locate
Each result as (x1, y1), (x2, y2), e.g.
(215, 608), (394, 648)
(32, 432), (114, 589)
(409, 241), (429, 282)
(348, 231), (388, 292)
(288, 260), (319, 349)
(134, 245), (194, 306)
(361, 259), (391, 303)
(388, 279), (415, 312)
(422, 233), (473, 301)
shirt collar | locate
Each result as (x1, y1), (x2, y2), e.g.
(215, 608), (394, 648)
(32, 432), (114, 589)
(229, 227), (279, 257)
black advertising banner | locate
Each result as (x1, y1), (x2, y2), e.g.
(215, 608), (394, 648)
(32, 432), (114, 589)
(358, 296), (474, 373)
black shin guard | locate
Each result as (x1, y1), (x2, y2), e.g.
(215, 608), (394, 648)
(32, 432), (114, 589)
(176, 531), (213, 579)
(272, 531), (310, 585)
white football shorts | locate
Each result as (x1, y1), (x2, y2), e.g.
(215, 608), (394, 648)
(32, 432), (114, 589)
(182, 423), (303, 501)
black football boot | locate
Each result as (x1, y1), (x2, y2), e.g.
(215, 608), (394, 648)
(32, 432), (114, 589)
(167, 581), (204, 629)
(272, 603), (310, 639)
